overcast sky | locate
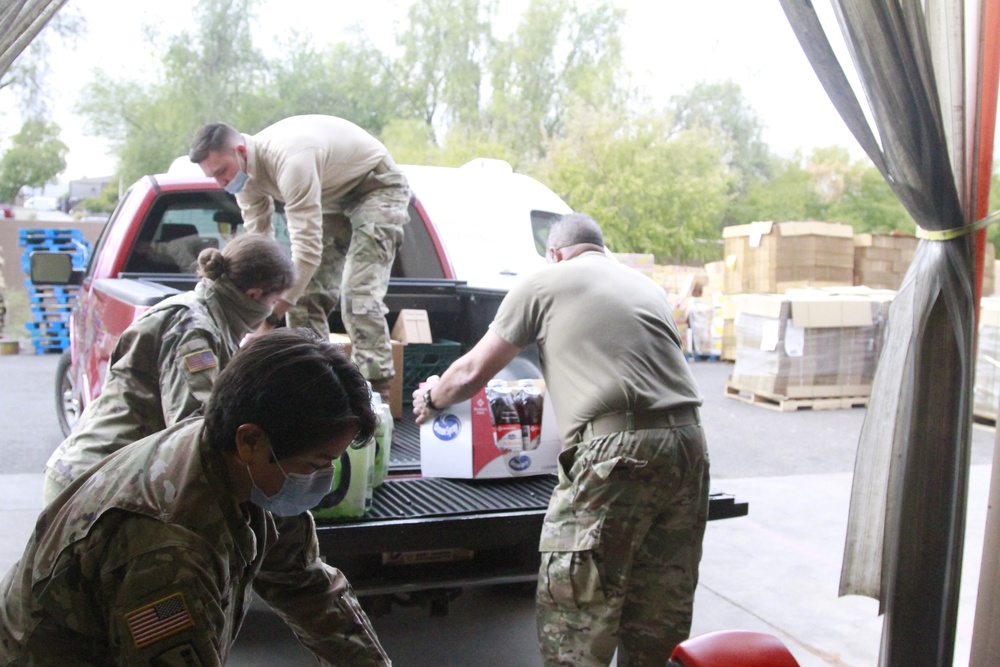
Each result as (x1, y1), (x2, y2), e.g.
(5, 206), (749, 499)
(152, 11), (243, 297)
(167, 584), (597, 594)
(0, 0), (864, 187)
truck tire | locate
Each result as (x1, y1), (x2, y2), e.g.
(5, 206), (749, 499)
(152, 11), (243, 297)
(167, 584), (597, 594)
(55, 350), (81, 438)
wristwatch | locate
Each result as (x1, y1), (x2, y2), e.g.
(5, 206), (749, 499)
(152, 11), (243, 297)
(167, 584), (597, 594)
(265, 312), (285, 327)
(423, 388), (439, 411)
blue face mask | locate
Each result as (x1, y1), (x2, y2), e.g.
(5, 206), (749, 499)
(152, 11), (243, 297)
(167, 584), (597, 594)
(224, 151), (249, 195)
(248, 455), (336, 516)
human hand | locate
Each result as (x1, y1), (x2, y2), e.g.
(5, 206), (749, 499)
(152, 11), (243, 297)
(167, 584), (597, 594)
(412, 375), (440, 425)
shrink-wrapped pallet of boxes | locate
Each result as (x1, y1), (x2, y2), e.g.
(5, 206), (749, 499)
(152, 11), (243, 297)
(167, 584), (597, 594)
(974, 296), (1000, 423)
(853, 232), (918, 290)
(723, 221), (855, 294)
(725, 292), (883, 410)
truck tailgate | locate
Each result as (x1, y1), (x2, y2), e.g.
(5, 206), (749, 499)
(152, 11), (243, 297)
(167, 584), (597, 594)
(313, 411), (747, 595)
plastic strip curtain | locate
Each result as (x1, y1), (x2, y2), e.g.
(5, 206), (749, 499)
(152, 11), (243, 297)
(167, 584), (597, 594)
(0, 0), (69, 78)
(779, 1), (997, 665)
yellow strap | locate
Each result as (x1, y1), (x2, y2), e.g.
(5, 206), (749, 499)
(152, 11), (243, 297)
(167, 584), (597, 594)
(916, 209), (1000, 240)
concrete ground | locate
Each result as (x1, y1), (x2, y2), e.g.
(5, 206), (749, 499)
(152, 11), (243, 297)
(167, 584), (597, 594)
(0, 350), (995, 665)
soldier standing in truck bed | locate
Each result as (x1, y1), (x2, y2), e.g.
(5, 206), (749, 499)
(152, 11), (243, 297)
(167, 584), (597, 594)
(189, 115), (410, 406)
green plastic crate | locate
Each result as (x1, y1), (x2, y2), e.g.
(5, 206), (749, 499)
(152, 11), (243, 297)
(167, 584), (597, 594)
(402, 339), (462, 401)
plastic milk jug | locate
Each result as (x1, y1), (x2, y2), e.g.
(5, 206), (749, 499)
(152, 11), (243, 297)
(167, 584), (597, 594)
(372, 393), (394, 488)
(309, 438), (376, 519)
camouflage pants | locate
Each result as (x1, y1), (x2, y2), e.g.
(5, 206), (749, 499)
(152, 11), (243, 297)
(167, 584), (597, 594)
(536, 423), (710, 667)
(287, 172), (409, 381)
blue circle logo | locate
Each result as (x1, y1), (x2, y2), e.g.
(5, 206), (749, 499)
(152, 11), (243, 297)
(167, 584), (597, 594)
(508, 455), (531, 472)
(432, 413), (462, 441)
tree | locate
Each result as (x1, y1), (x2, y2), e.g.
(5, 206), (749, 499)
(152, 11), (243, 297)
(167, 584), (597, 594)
(668, 80), (771, 192)
(729, 152), (823, 224)
(255, 35), (395, 135)
(77, 0), (267, 183)
(394, 0), (495, 130)
(536, 103), (729, 263)
(485, 0), (625, 160)
(0, 117), (68, 202)
(388, 0), (626, 161)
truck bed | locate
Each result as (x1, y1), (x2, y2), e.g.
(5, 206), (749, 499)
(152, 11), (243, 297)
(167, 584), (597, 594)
(314, 410), (747, 596)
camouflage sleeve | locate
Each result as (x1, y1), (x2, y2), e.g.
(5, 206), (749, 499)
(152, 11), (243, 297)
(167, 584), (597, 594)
(159, 328), (222, 426)
(100, 516), (231, 666)
(252, 514), (391, 666)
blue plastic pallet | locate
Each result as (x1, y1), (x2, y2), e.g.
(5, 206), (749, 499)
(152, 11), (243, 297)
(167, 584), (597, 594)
(18, 228), (85, 243)
(25, 321), (70, 332)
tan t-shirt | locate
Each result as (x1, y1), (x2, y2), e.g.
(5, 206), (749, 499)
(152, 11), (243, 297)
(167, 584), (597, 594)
(489, 251), (702, 443)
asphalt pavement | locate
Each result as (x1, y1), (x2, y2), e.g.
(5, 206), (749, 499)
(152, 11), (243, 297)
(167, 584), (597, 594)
(0, 346), (996, 665)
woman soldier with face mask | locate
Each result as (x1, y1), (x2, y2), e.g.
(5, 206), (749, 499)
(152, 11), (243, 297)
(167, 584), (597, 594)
(42, 232), (296, 504)
(1, 328), (391, 666)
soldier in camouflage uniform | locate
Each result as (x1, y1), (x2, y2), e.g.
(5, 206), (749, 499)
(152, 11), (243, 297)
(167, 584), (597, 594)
(42, 233), (295, 504)
(1, 329), (390, 665)
(413, 213), (710, 666)
(190, 116), (410, 401)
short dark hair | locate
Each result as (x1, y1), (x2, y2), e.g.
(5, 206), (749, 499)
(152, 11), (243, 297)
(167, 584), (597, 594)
(204, 328), (376, 459)
(548, 213), (604, 249)
(189, 122), (241, 163)
(198, 233), (296, 297)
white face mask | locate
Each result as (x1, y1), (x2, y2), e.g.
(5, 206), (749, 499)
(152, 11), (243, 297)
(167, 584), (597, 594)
(247, 452), (335, 516)
(224, 151), (249, 195)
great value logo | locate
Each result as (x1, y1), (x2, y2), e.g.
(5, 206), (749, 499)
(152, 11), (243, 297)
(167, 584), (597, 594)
(432, 413), (462, 441)
(507, 454), (531, 472)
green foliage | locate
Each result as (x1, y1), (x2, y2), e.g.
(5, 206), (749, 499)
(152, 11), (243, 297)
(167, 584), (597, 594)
(77, 0), (267, 184)
(485, 0), (625, 160)
(536, 104), (728, 263)
(733, 147), (911, 235)
(987, 161), (1000, 258)
(0, 118), (68, 202)
(77, 181), (119, 214)
(254, 36), (394, 134)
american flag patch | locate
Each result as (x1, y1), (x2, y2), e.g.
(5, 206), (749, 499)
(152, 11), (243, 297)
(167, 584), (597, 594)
(183, 349), (217, 373)
(125, 592), (195, 648)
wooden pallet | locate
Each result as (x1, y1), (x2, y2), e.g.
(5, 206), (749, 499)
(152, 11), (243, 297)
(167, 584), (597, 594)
(724, 382), (869, 412)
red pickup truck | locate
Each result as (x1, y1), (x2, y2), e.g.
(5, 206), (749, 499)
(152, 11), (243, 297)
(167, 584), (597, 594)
(31, 162), (747, 612)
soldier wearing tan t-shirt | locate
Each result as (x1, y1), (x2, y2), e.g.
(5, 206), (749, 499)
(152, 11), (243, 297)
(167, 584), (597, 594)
(412, 213), (710, 666)
(190, 116), (410, 402)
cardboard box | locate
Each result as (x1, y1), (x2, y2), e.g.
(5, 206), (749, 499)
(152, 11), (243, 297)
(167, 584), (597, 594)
(853, 233), (918, 290)
(330, 333), (405, 419)
(420, 380), (561, 478)
(391, 309), (433, 343)
(723, 221), (855, 294)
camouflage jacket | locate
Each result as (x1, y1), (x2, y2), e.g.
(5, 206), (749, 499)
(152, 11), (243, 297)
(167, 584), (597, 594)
(45, 277), (269, 488)
(1, 419), (390, 666)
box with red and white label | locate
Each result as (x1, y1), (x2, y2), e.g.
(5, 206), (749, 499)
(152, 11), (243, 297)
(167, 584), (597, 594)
(420, 380), (561, 478)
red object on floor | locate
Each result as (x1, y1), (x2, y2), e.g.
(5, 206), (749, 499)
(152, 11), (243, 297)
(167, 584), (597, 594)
(669, 630), (800, 667)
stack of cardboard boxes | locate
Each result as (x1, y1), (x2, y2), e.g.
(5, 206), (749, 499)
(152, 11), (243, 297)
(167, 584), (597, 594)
(726, 292), (882, 407)
(853, 233), (918, 290)
(721, 221), (894, 407)
(723, 221), (855, 294)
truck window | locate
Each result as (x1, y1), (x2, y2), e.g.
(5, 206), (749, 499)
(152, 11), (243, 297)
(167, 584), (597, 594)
(530, 210), (565, 258)
(123, 192), (288, 274)
(392, 200), (447, 279)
